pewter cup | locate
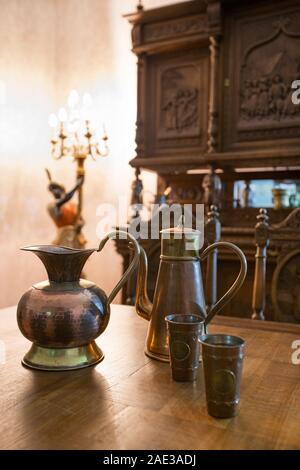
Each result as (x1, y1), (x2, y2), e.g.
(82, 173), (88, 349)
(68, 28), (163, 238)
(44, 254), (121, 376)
(200, 334), (245, 418)
(165, 314), (205, 382)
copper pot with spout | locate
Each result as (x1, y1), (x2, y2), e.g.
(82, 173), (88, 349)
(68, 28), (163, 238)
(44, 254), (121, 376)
(17, 230), (140, 371)
(135, 227), (247, 362)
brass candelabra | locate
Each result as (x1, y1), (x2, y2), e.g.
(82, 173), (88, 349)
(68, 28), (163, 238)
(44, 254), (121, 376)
(48, 90), (109, 223)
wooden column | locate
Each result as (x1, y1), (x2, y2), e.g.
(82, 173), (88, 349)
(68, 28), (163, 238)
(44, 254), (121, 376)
(252, 209), (269, 320)
(208, 35), (220, 153)
(136, 53), (146, 158)
(207, 0), (221, 153)
(205, 205), (221, 311)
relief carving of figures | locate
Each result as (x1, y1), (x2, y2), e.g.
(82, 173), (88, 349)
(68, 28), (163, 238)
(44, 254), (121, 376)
(239, 17), (300, 123)
(269, 74), (286, 119)
(240, 72), (299, 121)
(163, 87), (198, 132)
(257, 79), (269, 117)
(160, 66), (200, 137)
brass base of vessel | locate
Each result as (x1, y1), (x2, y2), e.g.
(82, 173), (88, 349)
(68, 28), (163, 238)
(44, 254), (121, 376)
(22, 341), (104, 371)
(145, 348), (170, 363)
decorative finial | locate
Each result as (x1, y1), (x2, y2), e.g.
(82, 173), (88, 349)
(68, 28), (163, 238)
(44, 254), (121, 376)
(137, 0), (144, 12)
(257, 207), (269, 223)
(208, 204), (220, 220)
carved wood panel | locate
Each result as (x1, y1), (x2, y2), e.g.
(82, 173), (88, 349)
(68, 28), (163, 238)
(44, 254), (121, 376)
(143, 14), (208, 44)
(146, 48), (209, 158)
(223, 0), (300, 152)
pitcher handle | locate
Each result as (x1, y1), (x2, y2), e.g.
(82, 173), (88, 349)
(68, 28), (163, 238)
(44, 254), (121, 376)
(200, 241), (247, 326)
(97, 230), (140, 305)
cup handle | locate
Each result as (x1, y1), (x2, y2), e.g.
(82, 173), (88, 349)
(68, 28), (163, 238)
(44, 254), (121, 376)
(200, 241), (247, 326)
(97, 230), (140, 305)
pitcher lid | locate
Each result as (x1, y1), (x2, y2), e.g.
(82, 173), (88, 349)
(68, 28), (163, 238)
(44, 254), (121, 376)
(161, 215), (200, 236)
(161, 226), (200, 236)
(160, 227), (202, 259)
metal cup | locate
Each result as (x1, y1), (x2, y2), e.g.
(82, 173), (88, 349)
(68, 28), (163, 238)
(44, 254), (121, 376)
(200, 334), (245, 418)
(165, 314), (205, 382)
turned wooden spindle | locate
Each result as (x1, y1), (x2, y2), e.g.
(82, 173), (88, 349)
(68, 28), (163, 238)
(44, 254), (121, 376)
(205, 205), (221, 312)
(252, 208), (269, 321)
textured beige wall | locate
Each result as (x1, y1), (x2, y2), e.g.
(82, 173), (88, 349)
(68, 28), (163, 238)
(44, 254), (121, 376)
(0, 0), (58, 308)
(0, 0), (181, 308)
(52, 0), (138, 305)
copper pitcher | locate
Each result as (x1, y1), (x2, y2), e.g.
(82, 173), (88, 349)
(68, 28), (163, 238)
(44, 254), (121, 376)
(17, 230), (139, 371)
(135, 227), (247, 362)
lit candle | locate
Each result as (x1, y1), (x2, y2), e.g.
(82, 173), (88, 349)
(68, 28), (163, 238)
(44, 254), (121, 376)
(82, 93), (92, 121)
(68, 89), (79, 108)
(58, 107), (67, 122)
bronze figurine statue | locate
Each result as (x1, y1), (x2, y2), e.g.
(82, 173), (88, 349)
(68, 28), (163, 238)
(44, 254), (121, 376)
(46, 169), (86, 248)
(130, 168), (144, 219)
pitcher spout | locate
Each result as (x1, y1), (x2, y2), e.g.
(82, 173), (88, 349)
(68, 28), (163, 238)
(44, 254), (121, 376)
(135, 247), (152, 321)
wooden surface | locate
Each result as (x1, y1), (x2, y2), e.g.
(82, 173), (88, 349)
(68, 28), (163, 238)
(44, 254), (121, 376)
(0, 304), (300, 450)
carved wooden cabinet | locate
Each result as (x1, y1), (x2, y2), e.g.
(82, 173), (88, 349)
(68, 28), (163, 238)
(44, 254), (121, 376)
(127, 0), (300, 171)
(221, 0), (300, 163)
(117, 0), (300, 321)
(125, 0), (211, 172)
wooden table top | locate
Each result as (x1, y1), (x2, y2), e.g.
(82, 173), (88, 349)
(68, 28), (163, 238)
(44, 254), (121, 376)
(0, 304), (300, 450)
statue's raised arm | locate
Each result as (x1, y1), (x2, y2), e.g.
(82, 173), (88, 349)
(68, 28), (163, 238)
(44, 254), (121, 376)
(45, 169), (86, 248)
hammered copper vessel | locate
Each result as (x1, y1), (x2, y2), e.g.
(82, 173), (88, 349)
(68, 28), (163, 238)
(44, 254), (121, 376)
(17, 230), (139, 371)
(136, 227), (247, 362)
